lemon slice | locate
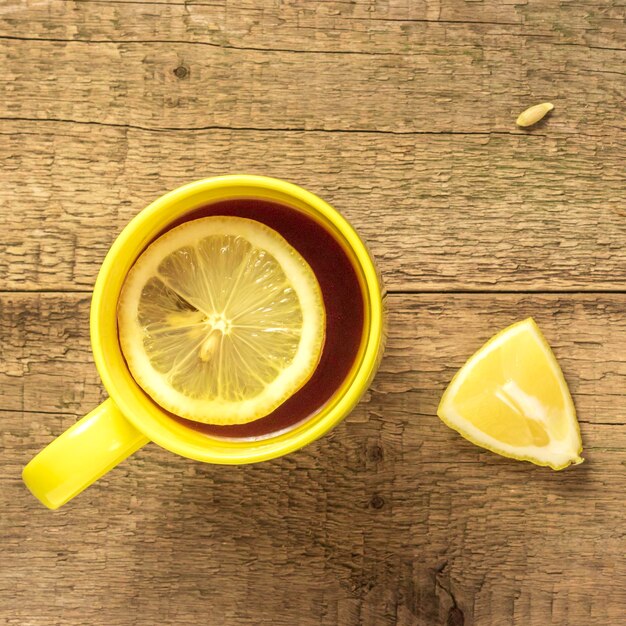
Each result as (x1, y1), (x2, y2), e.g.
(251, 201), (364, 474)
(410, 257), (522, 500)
(437, 318), (583, 470)
(117, 216), (326, 425)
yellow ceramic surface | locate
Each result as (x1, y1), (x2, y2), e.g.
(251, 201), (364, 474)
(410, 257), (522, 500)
(22, 175), (385, 509)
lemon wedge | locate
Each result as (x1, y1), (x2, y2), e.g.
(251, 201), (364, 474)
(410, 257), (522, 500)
(117, 216), (326, 425)
(437, 318), (583, 469)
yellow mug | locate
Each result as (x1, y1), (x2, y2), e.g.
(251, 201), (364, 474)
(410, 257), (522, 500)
(23, 175), (385, 509)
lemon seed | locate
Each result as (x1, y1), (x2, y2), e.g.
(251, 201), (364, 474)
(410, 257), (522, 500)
(516, 102), (554, 127)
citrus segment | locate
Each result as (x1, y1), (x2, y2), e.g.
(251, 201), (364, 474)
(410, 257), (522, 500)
(437, 318), (583, 469)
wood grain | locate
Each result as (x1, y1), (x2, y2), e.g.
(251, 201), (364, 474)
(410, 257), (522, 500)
(1, 1), (625, 624)
(2, 1), (624, 135)
(1, 35), (623, 136)
(2, 293), (626, 625)
(1, 1), (624, 292)
(1, 122), (624, 292)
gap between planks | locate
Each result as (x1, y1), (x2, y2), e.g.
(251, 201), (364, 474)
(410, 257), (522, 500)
(2, 289), (626, 296)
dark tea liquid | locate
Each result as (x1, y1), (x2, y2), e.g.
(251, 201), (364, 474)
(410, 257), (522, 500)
(155, 198), (365, 440)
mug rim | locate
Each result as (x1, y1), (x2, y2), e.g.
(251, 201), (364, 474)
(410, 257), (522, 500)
(91, 175), (384, 463)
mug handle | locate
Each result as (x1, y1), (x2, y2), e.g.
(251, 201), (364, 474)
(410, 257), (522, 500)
(22, 398), (149, 509)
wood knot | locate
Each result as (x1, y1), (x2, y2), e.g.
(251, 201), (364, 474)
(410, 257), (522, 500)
(173, 66), (189, 79)
(369, 494), (385, 510)
(367, 444), (384, 463)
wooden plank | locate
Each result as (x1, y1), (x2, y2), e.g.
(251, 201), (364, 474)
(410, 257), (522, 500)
(1, 122), (624, 291)
(2, 292), (625, 624)
(0, 31), (623, 137)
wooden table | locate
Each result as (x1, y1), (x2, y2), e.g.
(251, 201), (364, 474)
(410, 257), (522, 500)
(1, 2), (624, 624)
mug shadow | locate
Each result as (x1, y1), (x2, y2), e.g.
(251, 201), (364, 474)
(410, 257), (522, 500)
(123, 383), (415, 622)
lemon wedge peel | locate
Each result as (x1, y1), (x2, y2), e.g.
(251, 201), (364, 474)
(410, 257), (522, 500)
(437, 318), (583, 470)
(117, 217), (326, 425)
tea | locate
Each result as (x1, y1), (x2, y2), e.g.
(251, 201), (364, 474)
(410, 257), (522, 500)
(144, 198), (365, 440)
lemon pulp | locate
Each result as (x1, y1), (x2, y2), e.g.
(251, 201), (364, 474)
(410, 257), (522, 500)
(117, 216), (326, 425)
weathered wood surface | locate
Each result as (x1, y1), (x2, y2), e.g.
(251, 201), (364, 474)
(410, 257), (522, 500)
(1, 122), (625, 292)
(2, 293), (626, 625)
(1, 1), (625, 625)
(1, 1), (625, 291)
